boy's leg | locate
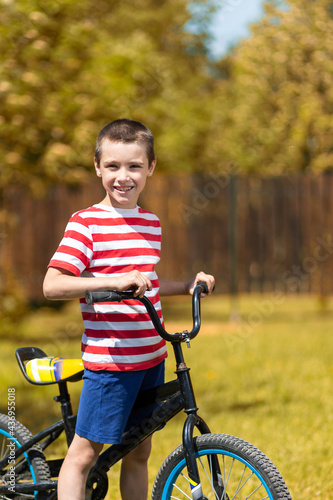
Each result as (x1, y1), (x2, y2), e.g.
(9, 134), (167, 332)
(119, 436), (152, 500)
(57, 433), (103, 500)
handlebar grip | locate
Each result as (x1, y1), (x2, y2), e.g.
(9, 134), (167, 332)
(196, 281), (209, 294)
(85, 281), (214, 342)
(85, 290), (129, 305)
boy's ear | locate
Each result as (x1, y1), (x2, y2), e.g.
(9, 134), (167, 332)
(94, 157), (102, 177)
(148, 157), (157, 177)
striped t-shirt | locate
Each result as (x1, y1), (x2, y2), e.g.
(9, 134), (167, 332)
(48, 203), (167, 371)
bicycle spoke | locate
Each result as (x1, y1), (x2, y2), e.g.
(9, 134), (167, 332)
(165, 453), (273, 500)
(229, 467), (253, 498)
(244, 484), (269, 500)
(221, 455), (227, 500)
(226, 463), (271, 500)
(179, 472), (192, 486)
(172, 480), (193, 499)
(0, 414), (52, 500)
(208, 454), (218, 499)
(222, 455), (234, 499)
(233, 463), (247, 498)
(197, 455), (220, 499)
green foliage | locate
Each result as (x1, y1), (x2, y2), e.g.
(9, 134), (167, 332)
(0, 270), (28, 334)
(0, 0), (215, 195)
(207, 0), (333, 174)
(1, 0), (332, 187)
(0, 207), (28, 328)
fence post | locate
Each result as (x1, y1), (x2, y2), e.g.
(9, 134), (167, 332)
(229, 173), (240, 320)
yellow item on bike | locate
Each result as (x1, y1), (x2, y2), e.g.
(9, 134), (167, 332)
(26, 357), (84, 383)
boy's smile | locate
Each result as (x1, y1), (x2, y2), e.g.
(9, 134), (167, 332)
(94, 140), (156, 209)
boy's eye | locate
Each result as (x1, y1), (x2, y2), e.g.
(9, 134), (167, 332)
(130, 164), (142, 169)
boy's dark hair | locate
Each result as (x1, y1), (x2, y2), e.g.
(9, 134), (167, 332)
(95, 118), (155, 166)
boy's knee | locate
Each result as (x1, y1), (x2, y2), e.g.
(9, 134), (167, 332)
(66, 435), (103, 471)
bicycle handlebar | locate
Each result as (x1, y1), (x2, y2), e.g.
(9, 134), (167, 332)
(85, 281), (209, 343)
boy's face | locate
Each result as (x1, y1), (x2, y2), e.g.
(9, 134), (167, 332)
(94, 140), (156, 209)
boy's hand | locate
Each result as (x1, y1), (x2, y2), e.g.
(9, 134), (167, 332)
(116, 271), (152, 298)
(186, 272), (215, 297)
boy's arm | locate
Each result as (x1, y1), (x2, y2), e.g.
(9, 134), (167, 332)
(159, 272), (215, 297)
(43, 267), (152, 300)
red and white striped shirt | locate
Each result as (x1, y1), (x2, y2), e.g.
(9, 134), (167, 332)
(48, 204), (167, 371)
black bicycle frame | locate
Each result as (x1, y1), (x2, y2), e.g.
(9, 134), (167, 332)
(0, 372), (186, 496)
(1, 283), (219, 499)
(0, 345), (214, 498)
(89, 340), (218, 497)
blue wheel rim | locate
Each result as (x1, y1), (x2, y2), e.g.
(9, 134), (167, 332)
(161, 447), (274, 500)
(0, 428), (38, 499)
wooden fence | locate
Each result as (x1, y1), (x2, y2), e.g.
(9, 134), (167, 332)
(2, 172), (333, 301)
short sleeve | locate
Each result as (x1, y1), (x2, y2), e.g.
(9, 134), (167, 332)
(48, 212), (93, 276)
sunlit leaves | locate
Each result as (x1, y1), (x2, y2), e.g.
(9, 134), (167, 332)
(207, 0), (333, 174)
(1, 0), (330, 187)
(0, 0), (214, 193)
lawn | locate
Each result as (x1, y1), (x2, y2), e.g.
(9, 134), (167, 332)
(1, 293), (333, 499)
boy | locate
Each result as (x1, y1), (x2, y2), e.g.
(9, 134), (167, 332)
(43, 118), (215, 500)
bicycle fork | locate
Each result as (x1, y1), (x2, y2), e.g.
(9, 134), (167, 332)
(173, 341), (223, 500)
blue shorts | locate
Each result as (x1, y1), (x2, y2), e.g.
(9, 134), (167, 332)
(75, 361), (165, 444)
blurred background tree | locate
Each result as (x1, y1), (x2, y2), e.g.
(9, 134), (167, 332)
(0, 0), (216, 196)
(2, 0), (332, 187)
(206, 0), (333, 174)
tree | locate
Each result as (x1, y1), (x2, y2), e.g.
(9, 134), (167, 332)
(206, 0), (333, 174)
(0, 0), (216, 195)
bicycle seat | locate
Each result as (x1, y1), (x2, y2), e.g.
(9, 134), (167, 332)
(16, 347), (84, 386)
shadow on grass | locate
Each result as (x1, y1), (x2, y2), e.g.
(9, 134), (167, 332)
(227, 399), (266, 412)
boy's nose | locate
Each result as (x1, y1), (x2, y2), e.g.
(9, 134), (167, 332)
(117, 167), (130, 182)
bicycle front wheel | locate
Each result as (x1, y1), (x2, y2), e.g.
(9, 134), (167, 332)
(0, 413), (51, 499)
(151, 433), (291, 500)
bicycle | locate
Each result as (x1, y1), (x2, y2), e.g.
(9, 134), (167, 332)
(0, 282), (292, 499)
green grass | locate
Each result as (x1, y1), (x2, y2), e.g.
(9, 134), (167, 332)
(1, 294), (333, 499)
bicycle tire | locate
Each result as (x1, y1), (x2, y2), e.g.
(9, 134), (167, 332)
(151, 433), (291, 500)
(0, 413), (52, 500)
